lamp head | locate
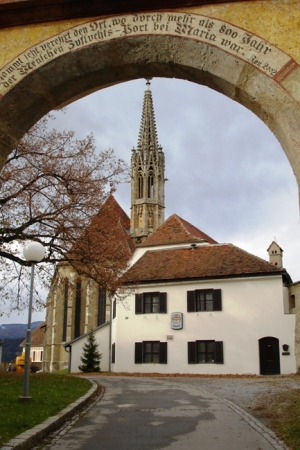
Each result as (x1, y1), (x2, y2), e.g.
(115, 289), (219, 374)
(23, 242), (45, 263)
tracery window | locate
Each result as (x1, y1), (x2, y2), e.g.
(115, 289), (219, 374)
(148, 170), (154, 198)
(138, 171), (143, 199)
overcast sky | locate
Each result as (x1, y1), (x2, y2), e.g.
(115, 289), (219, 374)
(2, 77), (300, 324)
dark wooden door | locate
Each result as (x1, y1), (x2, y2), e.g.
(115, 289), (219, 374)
(259, 337), (280, 375)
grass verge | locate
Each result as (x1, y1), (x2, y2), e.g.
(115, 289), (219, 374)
(0, 371), (91, 447)
(252, 388), (300, 450)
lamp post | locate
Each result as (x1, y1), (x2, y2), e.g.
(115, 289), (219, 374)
(19, 242), (45, 401)
(0, 340), (3, 365)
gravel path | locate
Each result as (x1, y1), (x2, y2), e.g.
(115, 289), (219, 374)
(160, 375), (300, 425)
(164, 375), (299, 403)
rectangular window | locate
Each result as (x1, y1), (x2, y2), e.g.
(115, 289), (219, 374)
(144, 341), (160, 363)
(144, 293), (160, 313)
(187, 289), (222, 312)
(135, 292), (167, 314)
(135, 341), (167, 364)
(113, 299), (116, 319)
(111, 343), (115, 364)
(197, 340), (215, 363)
(196, 290), (213, 311)
(289, 294), (296, 310)
(40, 351), (43, 362)
(188, 340), (224, 364)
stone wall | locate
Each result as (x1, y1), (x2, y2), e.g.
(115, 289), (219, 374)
(288, 282), (300, 373)
(1, 0), (300, 371)
(0, 2), (300, 185)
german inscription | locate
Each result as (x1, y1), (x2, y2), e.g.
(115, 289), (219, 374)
(0, 12), (292, 99)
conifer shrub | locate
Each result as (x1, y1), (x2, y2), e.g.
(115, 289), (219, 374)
(78, 331), (102, 373)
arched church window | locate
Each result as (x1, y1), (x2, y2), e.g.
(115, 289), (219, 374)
(98, 288), (106, 326)
(148, 171), (154, 198)
(138, 172), (143, 199)
(62, 277), (68, 342)
(74, 278), (82, 338)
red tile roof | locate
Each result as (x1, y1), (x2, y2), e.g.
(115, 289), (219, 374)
(89, 195), (135, 255)
(139, 214), (218, 246)
(123, 244), (286, 284)
(69, 195), (135, 268)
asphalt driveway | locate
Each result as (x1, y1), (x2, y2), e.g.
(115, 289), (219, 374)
(42, 376), (288, 450)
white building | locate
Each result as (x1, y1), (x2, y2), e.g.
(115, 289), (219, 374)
(67, 213), (295, 375)
(109, 215), (295, 375)
(20, 322), (46, 370)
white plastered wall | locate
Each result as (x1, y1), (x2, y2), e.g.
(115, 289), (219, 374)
(69, 323), (110, 373)
(111, 276), (296, 375)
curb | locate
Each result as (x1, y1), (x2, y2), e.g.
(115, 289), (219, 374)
(211, 392), (289, 450)
(161, 377), (289, 450)
(1, 380), (99, 450)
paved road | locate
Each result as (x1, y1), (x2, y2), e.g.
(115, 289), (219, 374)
(42, 376), (286, 450)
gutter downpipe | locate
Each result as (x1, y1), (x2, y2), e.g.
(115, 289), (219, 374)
(109, 293), (112, 372)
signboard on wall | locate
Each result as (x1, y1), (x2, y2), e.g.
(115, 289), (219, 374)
(171, 312), (183, 330)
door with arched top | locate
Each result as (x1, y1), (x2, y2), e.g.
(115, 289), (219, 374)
(259, 337), (280, 375)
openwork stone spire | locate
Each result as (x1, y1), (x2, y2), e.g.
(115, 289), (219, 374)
(130, 79), (165, 244)
(137, 78), (159, 152)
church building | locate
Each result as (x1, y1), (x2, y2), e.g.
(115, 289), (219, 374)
(43, 80), (296, 375)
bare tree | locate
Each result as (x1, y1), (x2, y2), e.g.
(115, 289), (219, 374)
(0, 113), (129, 315)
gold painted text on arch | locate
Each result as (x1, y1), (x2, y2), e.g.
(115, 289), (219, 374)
(0, 12), (293, 99)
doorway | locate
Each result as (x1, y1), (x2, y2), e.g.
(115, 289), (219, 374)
(259, 337), (280, 375)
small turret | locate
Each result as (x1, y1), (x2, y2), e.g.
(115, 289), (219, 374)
(267, 241), (283, 268)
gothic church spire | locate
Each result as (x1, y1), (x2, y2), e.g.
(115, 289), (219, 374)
(137, 78), (160, 152)
(130, 79), (165, 244)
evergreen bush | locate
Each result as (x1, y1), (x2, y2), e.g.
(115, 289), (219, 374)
(78, 331), (102, 373)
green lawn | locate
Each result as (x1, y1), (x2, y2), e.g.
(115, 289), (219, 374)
(0, 371), (91, 447)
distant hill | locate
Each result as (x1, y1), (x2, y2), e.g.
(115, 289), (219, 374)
(0, 321), (43, 339)
(0, 321), (44, 362)
(2, 338), (25, 362)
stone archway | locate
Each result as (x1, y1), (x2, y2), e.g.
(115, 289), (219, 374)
(1, 11), (300, 191)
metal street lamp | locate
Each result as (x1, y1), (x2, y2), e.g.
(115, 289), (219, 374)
(19, 242), (45, 401)
(0, 340), (3, 365)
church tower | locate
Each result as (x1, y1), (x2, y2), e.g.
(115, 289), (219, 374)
(130, 79), (165, 243)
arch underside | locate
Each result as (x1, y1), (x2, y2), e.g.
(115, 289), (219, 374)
(1, 35), (300, 189)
